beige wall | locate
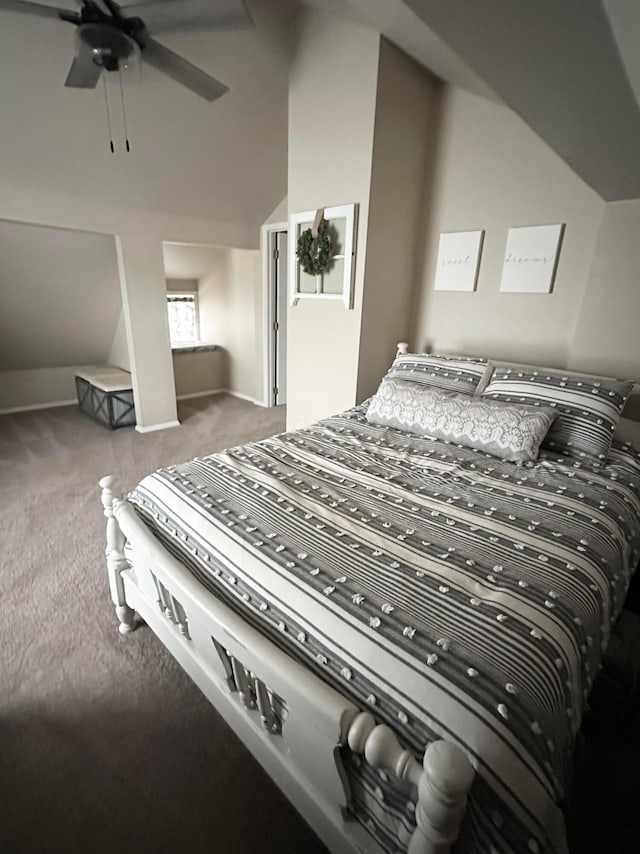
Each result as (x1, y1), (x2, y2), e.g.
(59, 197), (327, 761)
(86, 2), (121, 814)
(409, 86), (640, 399)
(196, 249), (231, 347)
(264, 197), (288, 225)
(570, 199), (640, 380)
(0, 367), (80, 412)
(166, 278), (198, 293)
(225, 249), (263, 401)
(287, 9), (380, 429)
(284, 50), (640, 429)
(0, 219), (126, 411)
(108, 312), (131, 372)
(286, 17), (442, 427)
(173, 350), (227, 398)
(357, 41), (439, 401)
(412, 86), (605, 368)
(168, 245), (262, 402)
(0, 220), (121, 372)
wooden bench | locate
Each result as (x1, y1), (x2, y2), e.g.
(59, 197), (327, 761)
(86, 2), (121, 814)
(75, 366), (135, 430)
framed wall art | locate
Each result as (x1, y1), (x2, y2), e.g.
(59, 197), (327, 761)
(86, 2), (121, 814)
(433, 230), (484, 292)
(499, 223), (565, 294)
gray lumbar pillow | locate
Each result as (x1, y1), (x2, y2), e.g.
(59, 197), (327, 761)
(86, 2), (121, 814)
(367, 378), (555, 463)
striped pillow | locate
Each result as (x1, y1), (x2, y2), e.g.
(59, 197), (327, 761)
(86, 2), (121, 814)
(385, 353), (488, 396)
(482, 367), (634, 463)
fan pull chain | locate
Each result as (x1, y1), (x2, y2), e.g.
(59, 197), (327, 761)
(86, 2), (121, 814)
(102, 74), (115, 154)
(119, 68), (131, 153)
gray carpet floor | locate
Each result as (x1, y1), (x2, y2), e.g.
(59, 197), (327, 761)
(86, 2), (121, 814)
(0, 395), (328, 854)
(2, 395), (640, 854)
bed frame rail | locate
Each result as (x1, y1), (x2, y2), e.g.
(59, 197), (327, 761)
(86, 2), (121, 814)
(100, 475), (475, 854)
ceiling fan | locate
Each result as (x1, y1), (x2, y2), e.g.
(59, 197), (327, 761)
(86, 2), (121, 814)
(0, 0), (254, 101)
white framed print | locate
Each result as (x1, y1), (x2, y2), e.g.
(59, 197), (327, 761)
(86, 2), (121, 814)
(500, 224), (565, 293)
(433, 230), (484, 292)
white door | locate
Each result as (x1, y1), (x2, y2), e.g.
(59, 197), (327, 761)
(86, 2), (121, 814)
(273, 230), (287, 406)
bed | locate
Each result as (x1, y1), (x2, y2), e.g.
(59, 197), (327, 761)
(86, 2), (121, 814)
(100, 347), (640, 854)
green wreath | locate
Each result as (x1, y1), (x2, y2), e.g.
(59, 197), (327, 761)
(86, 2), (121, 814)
(296, 221), (333, 275)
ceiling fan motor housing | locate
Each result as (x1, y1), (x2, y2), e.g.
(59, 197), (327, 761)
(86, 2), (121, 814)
(77, 23), (138, 71)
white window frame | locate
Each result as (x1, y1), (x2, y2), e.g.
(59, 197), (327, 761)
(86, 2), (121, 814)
(289, 203), (358, 309)
(166, 291), (200, 345)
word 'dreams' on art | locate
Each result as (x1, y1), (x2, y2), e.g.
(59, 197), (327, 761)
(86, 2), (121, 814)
(434, 230), (484, 292)
(500, 224), (564, 293)
(505, 253), (555, 265)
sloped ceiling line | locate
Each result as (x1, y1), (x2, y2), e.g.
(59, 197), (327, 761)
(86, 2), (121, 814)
(306, 0), (640, 201)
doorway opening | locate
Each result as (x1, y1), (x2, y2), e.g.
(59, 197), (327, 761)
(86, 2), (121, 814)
(262, 223), (288, 407)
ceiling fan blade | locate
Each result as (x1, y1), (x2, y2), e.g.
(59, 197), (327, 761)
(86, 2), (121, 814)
(101, 0), (124, 18)
(0, 0), (70, 19)
(127, 0), (253, 34)
(65, 54), (102, 88)
(143, 39), (229, 102)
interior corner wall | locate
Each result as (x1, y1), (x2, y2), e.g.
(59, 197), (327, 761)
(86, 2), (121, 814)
(226, 248), (262, 401)
(195, 248), (231, 394)
(412, 86), (605, 368)
(286, 8), (381, 430)
(108, 311), (131, 372)
(264, 197), (288, 226)
(569, 199), (640, 381)
(196, 250), (230, 347)
(196, 246), (262, 402)
(356, 40), (440, 402)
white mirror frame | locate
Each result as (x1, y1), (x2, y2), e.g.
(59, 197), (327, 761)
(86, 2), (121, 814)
(289, 203), (357, 309)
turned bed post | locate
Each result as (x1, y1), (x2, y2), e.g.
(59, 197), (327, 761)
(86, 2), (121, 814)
(348, 712), (475, 854)
(100, 475), (137, 634)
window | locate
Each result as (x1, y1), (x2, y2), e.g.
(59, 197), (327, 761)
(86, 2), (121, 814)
(167, 293), (199, 344)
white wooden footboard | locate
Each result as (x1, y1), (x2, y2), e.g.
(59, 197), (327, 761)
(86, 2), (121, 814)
(100, 476), (475, 854)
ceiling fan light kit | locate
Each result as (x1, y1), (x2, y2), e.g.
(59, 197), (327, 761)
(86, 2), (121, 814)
(74, 23), (139, 72)
(1, 0), (254, 149)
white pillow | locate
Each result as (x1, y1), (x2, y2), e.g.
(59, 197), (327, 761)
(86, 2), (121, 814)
(367, 378), (555, 463)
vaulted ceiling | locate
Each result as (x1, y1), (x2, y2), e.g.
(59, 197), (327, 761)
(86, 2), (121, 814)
(307, 0), (640, 201)
(3, 0), (639, 215)
(0, 0), (292, 226)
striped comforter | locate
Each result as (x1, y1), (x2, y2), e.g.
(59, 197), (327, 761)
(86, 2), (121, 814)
(130, 404), (640, 854)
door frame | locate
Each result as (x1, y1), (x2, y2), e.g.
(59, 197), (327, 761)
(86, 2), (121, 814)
(260, 221), (288, 408)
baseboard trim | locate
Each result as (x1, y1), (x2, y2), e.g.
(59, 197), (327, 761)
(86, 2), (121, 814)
(1, 390), (269, 418)
(135, 420), (181, 434)
(176, 388), (226, 401)
(226, 390), (267, 407)
(0, 398), (77, 415)
(176, 389), (267, 407)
